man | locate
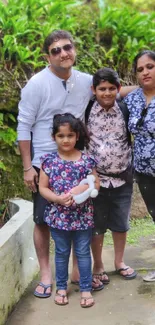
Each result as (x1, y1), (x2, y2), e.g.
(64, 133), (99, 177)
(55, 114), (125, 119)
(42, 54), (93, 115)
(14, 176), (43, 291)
(17, 30), (136, 297)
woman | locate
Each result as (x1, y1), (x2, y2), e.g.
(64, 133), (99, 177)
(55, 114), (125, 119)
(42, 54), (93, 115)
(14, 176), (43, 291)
(124, 50), (155, 282)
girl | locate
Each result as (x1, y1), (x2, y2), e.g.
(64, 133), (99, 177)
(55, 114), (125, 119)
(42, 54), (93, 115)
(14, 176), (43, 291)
(39, 113), (100, 308)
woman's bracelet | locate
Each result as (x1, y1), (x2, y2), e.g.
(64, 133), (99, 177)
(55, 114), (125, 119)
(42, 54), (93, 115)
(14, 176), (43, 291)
(23, 166), (33, 172)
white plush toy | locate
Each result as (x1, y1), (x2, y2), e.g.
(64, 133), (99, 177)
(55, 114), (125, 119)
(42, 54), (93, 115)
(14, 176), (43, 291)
(72, 174), (98, 204)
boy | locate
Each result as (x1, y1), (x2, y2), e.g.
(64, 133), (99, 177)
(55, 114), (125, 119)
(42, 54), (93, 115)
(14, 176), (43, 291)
(86, 68), (137, 283)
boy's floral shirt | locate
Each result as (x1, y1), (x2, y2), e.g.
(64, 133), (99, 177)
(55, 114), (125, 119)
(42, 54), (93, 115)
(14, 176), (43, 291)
(41, 152), (96, 230)
(124, 88), (155, 176)
(87, 101), (132, 188)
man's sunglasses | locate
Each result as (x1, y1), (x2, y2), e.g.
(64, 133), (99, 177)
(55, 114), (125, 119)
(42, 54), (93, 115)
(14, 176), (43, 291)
(50, 44), (73, 56)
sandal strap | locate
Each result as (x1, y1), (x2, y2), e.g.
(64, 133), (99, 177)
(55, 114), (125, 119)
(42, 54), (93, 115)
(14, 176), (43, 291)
(80, 296), (95, 307)
(117, 267), (129, 272)
(93, 271), (107, 276)
(81, 297), (93, 301)
(56, 290), (67, 298)
(38, 282), (52, 289)
(56, 293), (67, 298)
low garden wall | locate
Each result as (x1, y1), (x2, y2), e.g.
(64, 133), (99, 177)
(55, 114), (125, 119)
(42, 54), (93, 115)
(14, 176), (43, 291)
(0, 199), (39, 325)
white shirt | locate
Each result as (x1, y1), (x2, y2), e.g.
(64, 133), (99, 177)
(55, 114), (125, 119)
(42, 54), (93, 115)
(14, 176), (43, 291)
(17, 66), (92, 167)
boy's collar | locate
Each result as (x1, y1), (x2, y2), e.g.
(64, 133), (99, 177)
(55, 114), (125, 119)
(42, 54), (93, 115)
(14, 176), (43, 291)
(95, 100), (118, 112)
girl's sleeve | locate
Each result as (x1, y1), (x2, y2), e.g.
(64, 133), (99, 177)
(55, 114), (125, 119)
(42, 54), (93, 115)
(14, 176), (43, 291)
(87, 155), (97, 173)
(40, 154), (53, 177)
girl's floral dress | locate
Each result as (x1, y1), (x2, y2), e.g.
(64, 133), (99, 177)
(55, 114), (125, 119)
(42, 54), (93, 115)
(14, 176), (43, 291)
(41, 152), (96, 231)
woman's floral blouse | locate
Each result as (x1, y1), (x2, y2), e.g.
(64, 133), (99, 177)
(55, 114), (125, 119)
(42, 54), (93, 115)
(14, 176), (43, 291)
(124, 88), (155, 176)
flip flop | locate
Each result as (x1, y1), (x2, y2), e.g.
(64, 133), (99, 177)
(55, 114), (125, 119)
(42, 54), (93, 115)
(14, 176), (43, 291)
(116, 267), (137, 280)
(71, 279), (104, 291)
(92, 278), (104, 291)
(71, 278), (104, 291)
(80, 296), (95, 308)
(143, 271), (155, 282)
(34, 282), (52, 298)
(93, 272), (110, 285)
(54, 290), (68, 306)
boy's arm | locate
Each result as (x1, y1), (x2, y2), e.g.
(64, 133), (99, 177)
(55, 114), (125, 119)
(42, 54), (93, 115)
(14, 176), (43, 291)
(119, 85), (138, 98)
(91, 168), (100, 191)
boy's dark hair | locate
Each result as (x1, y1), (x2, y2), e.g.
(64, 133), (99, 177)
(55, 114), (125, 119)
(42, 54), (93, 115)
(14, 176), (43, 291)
(133, 50), (155, 73)
(93, 67), (120, 89)
(43, 30), (74, 54)
(52, 113), (90, 150)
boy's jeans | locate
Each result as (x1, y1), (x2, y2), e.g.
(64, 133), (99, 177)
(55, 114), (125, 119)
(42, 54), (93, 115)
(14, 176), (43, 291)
(51, 228), (92, 292)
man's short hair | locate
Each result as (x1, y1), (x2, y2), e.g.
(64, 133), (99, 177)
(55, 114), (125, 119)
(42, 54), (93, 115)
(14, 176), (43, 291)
(93, 67), (120, 89)
(43, 30), (74, 54)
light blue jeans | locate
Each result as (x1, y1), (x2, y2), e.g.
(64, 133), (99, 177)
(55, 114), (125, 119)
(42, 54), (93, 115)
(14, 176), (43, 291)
(51, 228), (92, 292)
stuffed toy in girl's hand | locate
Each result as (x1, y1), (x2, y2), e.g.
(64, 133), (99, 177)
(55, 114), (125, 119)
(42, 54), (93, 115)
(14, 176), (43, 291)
(72, 175), (98, 204)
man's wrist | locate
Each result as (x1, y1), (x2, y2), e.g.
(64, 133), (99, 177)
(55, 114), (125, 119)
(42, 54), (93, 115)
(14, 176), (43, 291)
(23, 166), (33, 172)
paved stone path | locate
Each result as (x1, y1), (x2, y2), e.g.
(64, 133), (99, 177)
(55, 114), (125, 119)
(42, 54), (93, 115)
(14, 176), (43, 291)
(6, 236), (155, 325)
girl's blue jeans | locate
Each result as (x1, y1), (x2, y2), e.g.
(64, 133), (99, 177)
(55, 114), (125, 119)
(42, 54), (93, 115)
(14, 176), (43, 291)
(50, 227), (92, 292)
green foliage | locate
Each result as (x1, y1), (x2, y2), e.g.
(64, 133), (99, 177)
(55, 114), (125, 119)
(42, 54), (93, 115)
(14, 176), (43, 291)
(0, 0), (154, 77)
(0, 112), (17, 171)
(0, 113), (16, 147)
(97, 5), (155, 78)
(59, 1), (155, 79)
(0, 0), (154, 76)
(102, 0), (155, 11)
(0, 0), (81, 171)
(104, 216), (155, 246)
(0, 149), (32, 224)
(0, 150), (32, 202)
(0, 0), (80, 70)
(71, 1), (155, 77)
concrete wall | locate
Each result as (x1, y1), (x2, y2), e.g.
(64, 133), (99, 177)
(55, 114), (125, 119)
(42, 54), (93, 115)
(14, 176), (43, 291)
(0, 199), (39, 325)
